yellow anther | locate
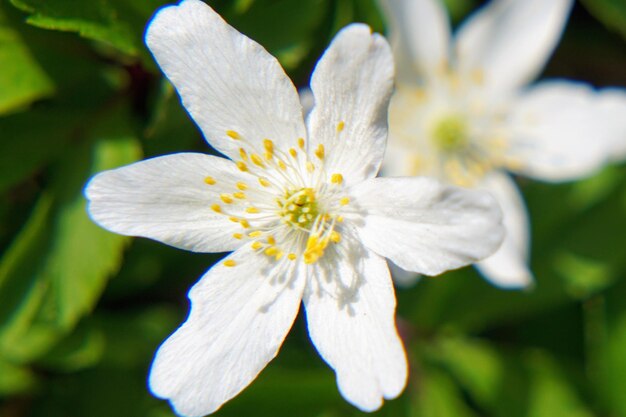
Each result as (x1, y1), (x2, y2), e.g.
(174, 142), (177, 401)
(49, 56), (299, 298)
(233, 233), (243, 240)
(289, 148), (298, 158)
(275, 251), (284, 261)
(240, 219), (251, 228)
(315, 144), (325, 160)
(249, 231), (263, 238)
(220, 194), (234, 204)
(331, 173), (343, 184)
(288, 253), (297, 261)
(330, 231), (341, 243)
(251, 241), (263, 250)
(204, 176), (216, 185)
(223, 259), (237, 267)
(236, 181), (248, 191)
(278, 160), (287, 170)
(337, 121), (345, 132)
(226, 130), (240, 140)
(336, 215), (344, 223)
(229, 216), (240, 223)
(259, 177), (271, 187)
(265, 246), (278, 256)
(236, 161), (248, 172)
(263, 139), (274, 154)
(339, 197), (350, 206)
(239, 148), (248, 161)
(264, 152), (273, 161)
(251, 154), (265, 167)
(297, 137), (305, 149)
(303, 234), (329, 264)
(306, 161), (315, 172)
(246, 207), (260, 214)
(233, 192), (246, 200)
(267, 236), (276, 245)
(211, 204), (222, 213)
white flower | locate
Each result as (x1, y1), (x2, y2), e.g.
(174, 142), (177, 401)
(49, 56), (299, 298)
(378, 0), (626, 288)
(85, 1), (504, 415)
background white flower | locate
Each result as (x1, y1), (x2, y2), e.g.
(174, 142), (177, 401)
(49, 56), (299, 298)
(377, 0), (626, 289)
(85, 0), (504, 415)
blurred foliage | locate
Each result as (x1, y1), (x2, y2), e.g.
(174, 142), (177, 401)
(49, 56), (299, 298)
(0, 0), (625, 417)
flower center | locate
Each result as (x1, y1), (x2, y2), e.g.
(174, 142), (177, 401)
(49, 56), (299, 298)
(431, 114), (468, 153)
(205, 129), (352, 267)
(278, 187), (319, 229)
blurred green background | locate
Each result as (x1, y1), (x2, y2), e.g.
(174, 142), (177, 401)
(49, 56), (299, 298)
(1, 0), (625, 416)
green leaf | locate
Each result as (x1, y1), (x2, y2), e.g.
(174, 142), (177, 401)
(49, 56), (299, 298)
(8, 0), (169, 57)
(409, 365), (477, 417)
(0, 107), (83, 194)
(0, 4), (54, 114)
(581, 0), (626, 40)
(598, 308), (626, 416)
(0, 112), (141, 363)
(0, 358), (36, 395)
(429, 337), (593, 417)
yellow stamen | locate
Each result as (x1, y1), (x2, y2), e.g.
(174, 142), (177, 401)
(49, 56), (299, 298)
(336, 215), (344, 223)
(306, 161), (315, 172)
(211, 204), (222, 213)
(220, 194), (234, 204)
(240, 219), (251, 228)
(251, 241), (263, 250)
(246, 207), (260, 214)
(289, 148), (298, 158)
(233, 233), (243, 240)
(251, 154), (265, 167)
(267, 236), (276, 245)
(223, 259), (237, 267)
(315, 144), (325, 160)
(278, 160), (287, 170)
(226, 130), (240, 140)
(236, 161), (248, 172)
(263, 139), (274, 154)
(259, 177), (271, 187)
(331, 173), (343, 184)
(275, 251), (284, 261)
(330, 231), (341, 243)
(297, 137), (305, 149)
(239, 148), (248, 161)
(236, 181), (248, 191)
(229, 216), (240, 223)
(288, 253), (297, 261)
(265, 246), (278, 256)
(204, 176), (216, 185)
(339, 197), (350, 206)
(249, 231), (263, 238)
(337, 121), (345, 132)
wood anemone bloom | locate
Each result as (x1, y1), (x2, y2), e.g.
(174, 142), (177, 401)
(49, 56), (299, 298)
(85, 1), (504, 415)
(378, 0), (626, 288)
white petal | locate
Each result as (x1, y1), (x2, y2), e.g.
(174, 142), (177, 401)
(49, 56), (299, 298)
(349, 177), (504, 276)
(85, 153), (251, 253)
(455, 0), (573, 95)
(307, 24), (394, 185)
(476, 172), (533, 288)
(149, 247), (306, 416)
(506, 81), (615, 181)
(145, 0), (306, 160)
(303, 237), (407, 411)
(377, 0), (451, 82)
(596, 88), (626, 161)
